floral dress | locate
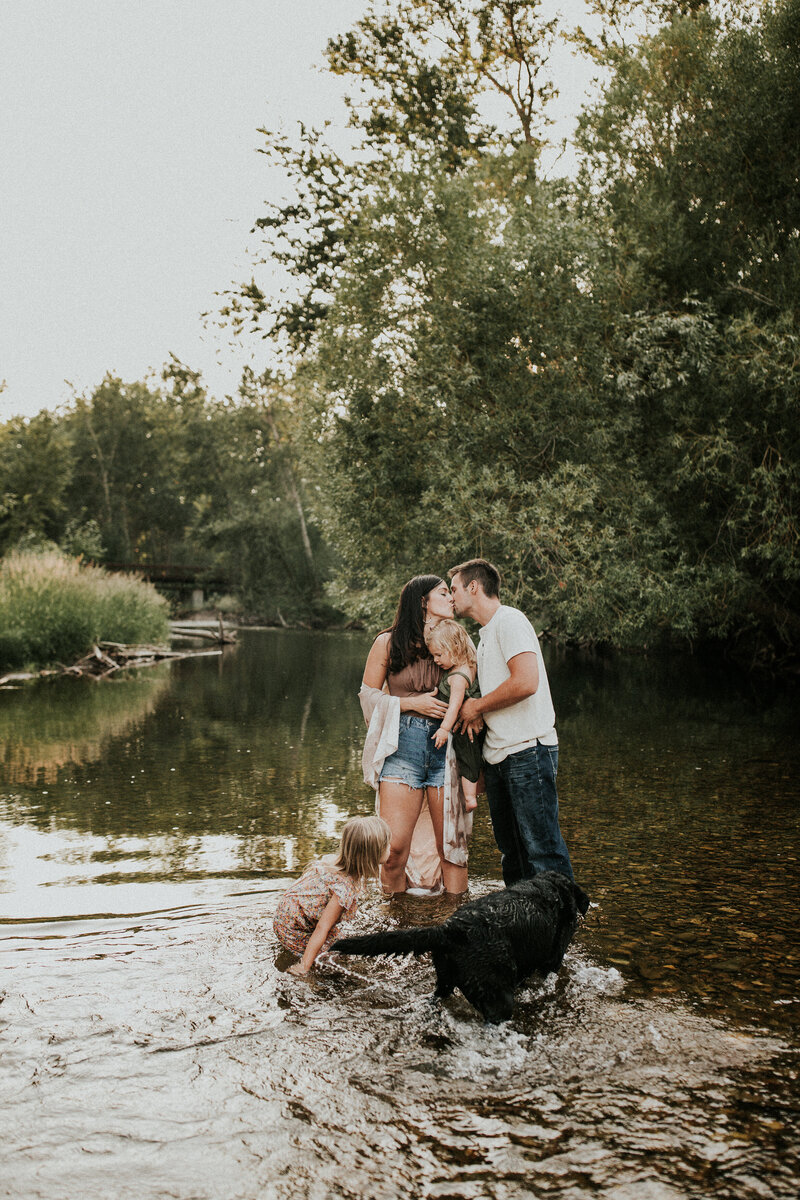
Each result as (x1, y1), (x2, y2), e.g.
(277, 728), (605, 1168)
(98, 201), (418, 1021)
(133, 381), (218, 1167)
(272, 861), (360, 956)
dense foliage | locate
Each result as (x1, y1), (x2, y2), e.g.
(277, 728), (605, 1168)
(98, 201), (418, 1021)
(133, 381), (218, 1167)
(262, 0), (799, 663)
(2, 0), (798, 667)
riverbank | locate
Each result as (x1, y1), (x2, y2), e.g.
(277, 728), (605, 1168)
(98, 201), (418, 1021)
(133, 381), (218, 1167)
(0, 615), (241, 687)
(174, 604), (364, 633)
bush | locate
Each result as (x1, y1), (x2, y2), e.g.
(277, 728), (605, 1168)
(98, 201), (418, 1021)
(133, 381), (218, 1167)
(0, 549), (169, 670)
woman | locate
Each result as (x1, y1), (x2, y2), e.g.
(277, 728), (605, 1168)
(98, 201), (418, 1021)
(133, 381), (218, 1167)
(359, 574), (470, 896)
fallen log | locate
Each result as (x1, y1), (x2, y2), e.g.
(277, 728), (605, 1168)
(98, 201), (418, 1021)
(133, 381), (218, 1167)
(169, 622), (237, 644)
(0, 643), (223, 686)
(0, 670), (40, 686)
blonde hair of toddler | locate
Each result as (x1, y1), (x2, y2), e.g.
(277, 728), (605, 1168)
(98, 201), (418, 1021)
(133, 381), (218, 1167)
(425, 619), (477, 670)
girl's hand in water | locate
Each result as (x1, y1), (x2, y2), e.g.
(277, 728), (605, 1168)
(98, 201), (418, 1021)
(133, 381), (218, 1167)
(287, 962), (310, 977)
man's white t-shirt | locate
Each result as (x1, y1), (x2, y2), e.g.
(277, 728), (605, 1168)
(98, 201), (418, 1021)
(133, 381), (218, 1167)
(477, 605), (557, 764)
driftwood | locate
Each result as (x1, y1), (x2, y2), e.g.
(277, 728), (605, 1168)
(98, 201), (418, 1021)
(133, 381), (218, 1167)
(0, 620), (239, 688)
(0, 670), (52, 687)
(169, 618), (237, 644)
(70, 642), (220, 680)
(0, 642), (223, 687)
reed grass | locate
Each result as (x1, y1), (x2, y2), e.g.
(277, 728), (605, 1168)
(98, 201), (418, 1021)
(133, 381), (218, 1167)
(0, 549), (170, 670)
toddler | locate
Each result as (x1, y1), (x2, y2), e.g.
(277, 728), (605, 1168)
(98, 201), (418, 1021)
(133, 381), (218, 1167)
(273, 814), (391, 975)
(424, 619), (483, 812)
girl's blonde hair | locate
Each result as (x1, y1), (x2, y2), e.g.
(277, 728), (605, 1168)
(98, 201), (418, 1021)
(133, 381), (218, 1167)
(335, 815), (391, 881)
(424, 619), (477, 669)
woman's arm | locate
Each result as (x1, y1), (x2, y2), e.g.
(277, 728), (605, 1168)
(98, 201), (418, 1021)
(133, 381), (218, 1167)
(402, 690), (448, 718)
(287, 894), (344, 975)
(432, 674), (468, 748)
(362, 632), (390, 691)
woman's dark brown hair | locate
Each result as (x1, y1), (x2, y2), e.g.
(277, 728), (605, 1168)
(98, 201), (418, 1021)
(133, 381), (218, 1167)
(385, 574), (444, 675)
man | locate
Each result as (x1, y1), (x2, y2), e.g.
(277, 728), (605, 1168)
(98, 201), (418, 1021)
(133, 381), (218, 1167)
(448, 558), (574, 883)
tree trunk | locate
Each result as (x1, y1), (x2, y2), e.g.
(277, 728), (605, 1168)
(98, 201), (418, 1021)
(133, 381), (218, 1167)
(260, 399), (318, 590)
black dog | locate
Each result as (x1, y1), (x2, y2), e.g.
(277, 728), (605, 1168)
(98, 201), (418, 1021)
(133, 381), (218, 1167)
(332, 871), (590, 1023)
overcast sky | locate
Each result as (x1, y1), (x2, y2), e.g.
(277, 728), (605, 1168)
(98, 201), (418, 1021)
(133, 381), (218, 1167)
(1, 0), (596, 421)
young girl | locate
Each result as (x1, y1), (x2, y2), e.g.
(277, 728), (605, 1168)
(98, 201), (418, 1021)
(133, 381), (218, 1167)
(273, 814), (391, 975)
(424, 619), (483, 812)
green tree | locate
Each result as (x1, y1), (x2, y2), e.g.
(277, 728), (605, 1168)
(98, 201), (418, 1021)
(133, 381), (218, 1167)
(1, 363), (336, 624)
(186, 372), (335, 622)
(577, 0), (800, 311)
(64, 376), (191, 563)
(574, 0), (800, 658)
(224, 1), (567, 352)
(0, 411), (72, 554)
(308, 164), (623, 629)
(294, 0), (799, 664)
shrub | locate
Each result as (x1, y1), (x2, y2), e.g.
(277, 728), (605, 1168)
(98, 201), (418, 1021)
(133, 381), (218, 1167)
(0, 549), (169, 670)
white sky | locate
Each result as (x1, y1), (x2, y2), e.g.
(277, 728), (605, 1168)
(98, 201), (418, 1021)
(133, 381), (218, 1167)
(1, 0), (598, 421)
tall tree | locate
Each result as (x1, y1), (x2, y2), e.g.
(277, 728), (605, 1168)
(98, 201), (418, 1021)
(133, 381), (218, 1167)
(298, 0), (799, 662)
(181, 372), (334, 621)
(575, 0), (800, 657)
(64, 377), (189, 563)
(223, 1), (567, 352)
(0, 412), (72, 554)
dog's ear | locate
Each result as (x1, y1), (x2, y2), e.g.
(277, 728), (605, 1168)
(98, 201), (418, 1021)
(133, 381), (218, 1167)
(571, 881), (590, 916)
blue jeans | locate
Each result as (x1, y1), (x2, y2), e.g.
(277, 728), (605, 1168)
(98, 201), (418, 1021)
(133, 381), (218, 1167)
(484, 742), (573, 883)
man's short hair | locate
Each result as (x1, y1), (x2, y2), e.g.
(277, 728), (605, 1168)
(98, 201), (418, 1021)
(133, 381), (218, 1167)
(448, 558), (501, 598)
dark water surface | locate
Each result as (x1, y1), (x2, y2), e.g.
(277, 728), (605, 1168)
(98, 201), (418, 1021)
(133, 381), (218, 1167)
(1, 630), (798, 1199)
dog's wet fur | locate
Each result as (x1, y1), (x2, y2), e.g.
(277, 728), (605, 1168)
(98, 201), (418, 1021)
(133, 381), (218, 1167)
(332, 870), (590, 1023)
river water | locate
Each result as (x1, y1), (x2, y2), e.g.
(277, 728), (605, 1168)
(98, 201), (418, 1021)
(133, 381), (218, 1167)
(1, 630), (798, 1199)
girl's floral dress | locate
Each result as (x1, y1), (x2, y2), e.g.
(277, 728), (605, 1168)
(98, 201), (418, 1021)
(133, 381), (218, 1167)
(273, 861), (360, 956)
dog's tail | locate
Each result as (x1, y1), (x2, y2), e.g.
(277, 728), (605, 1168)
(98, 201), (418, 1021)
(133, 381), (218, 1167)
(572, 881), (591, 916)
(332, 923), (449, 958)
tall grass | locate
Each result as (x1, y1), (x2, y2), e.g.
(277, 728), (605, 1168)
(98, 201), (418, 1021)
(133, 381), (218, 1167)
(0, 550), (170, 670)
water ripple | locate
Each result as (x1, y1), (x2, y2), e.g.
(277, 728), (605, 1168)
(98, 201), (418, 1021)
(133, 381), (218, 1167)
(3, 890), (795, 1200)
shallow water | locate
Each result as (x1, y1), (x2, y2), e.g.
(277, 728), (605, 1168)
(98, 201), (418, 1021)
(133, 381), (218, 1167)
(1, 631), (799, 1198)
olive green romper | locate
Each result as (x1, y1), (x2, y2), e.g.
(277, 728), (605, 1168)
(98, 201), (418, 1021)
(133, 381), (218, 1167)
(437, 669), (484, 783)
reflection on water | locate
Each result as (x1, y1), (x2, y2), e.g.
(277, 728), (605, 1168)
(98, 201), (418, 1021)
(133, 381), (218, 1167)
(0, 632), (368, 902)
(1, 631), (799, 1198)
(0, 668), (171, 784)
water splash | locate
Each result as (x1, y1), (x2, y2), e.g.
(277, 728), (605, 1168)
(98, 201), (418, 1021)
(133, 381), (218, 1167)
(1, 889), (796, 1200)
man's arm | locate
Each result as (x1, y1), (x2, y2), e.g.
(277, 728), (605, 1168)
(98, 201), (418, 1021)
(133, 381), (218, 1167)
(459, 651), (538, 725)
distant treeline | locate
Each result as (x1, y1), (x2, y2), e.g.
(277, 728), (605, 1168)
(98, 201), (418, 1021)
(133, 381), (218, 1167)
(0, 364), (336, 625)
(2, 1), (798, 666)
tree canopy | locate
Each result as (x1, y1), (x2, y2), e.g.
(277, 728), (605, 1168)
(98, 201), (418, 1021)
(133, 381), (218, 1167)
(3, 0), (798, 667)
(0, 367), (335, 625)
(281, 0), (799, 663)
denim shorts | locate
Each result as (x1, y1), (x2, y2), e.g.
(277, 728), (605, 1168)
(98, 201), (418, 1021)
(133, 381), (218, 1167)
(379, 712), (447, 790)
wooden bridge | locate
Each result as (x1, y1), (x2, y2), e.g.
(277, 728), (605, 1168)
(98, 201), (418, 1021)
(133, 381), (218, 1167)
(104, 563), (231, 607)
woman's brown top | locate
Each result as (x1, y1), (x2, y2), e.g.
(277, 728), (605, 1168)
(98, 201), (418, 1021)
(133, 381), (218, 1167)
(387, 654), (441, 697)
